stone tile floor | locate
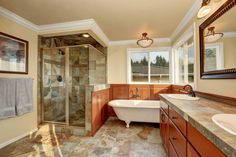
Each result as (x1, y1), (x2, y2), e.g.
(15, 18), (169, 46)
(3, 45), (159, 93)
(0, 118), (166, 157)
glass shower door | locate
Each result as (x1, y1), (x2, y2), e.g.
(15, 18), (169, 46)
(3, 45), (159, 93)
(42, 48), (66, 123)
(68, 46), (89, 127)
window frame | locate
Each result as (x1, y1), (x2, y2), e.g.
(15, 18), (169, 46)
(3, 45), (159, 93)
(172, 23), (197, 89)
(127, 47), (172, 84)
(205, 42), (224, 71)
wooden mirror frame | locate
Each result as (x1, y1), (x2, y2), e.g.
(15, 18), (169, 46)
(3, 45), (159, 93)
(199, 0), (236, 79)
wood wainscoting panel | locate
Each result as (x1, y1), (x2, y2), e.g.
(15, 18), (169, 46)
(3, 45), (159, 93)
(129, 84), (150, 100)
(171, 85), (185, 94)
(108, 84), (129, 117)
(92, 88), (110, 135)
(150, 84), (172, 100)
(111, 84), (129, 99)
(195, 91), (236, 107)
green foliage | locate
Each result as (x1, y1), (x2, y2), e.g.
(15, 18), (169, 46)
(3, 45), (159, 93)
(131, 55), (169, 67)
(131, 56), (148, 66)
(151, 55), (169, 67)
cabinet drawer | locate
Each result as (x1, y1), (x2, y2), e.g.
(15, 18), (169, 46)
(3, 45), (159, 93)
(187, 123), (226, 157)
(169, 120), (187, 157)
(187, 142), (200, 157)
(169, 140), (178, 157)
(169, 107), (187, 136)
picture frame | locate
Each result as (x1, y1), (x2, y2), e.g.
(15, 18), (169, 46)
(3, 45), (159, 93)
(0, 32), (28, 74)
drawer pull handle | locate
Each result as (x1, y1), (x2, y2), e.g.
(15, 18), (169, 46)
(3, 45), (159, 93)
(172, 116), (178, 120)
(172, 137), (177, 140)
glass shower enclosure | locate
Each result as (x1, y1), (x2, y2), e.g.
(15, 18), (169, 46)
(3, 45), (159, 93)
(42, 45), (106, 127)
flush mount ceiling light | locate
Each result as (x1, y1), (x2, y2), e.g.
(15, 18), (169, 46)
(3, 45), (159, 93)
(82, 34), (90, 38)
(204, 26), (223, 43)
(137, 33), (154, 48)
(197, 0), (212, 19)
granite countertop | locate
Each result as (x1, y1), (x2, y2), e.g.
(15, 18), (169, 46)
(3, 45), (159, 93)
(160, 94), (236, 157)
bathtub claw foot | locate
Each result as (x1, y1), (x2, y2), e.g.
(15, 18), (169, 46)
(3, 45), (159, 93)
(125, 121), (130, 128)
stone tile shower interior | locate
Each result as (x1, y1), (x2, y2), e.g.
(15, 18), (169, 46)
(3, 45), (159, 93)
(0, 0), (236, 157)
(40, 35), (107, 134)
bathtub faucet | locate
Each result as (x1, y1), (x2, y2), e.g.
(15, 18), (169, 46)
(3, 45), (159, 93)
(131, 88), (140, 99)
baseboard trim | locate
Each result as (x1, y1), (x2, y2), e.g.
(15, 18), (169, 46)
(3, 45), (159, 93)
(0, 128), (38, 149)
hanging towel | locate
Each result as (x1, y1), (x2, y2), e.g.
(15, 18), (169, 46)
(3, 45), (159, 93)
(0, 78), (16, 120)
(15, 78), (33, 116)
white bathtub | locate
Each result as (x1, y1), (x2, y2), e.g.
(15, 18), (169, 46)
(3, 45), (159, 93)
(108, 100), (160, 128)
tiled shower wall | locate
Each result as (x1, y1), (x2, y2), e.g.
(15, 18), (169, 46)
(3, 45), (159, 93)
(69, 47), (89, 127)
(89, 46), (106, 85)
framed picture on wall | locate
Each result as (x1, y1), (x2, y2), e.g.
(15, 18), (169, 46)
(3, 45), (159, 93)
(0, 32), (28, 74)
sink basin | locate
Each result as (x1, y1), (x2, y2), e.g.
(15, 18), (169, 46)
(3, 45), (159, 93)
(212, 114), (236, 135)
(168, 94), (200, 100)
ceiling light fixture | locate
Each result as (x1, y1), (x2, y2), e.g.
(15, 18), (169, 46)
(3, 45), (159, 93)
(82, 34), (90, 38)
(204, 26), (223, 43)
(197, 0), (212, 19)
(137, 33), (154, 48)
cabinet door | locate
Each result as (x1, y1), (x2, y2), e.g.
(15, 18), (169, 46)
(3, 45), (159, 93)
(187, 123), (226, 157)
(187, 142), (200, 157)
(160, 109), (169, 153)
(169, 140), (178, 157)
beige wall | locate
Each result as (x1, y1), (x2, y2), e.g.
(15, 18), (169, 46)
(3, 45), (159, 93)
(0, 15), (38, 145)
(221, 37), (236, 68)
(107, 42), (171, 84)
(173, 0), (236, 98)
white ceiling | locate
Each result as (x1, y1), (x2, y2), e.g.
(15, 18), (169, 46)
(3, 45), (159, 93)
(0, 0), (196, 40)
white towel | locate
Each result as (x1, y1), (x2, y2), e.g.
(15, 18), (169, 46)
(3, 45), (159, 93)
(0, 78), (16, 120)
(15, 78), (33, 116)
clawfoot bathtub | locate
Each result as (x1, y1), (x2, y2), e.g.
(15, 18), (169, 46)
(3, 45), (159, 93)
(108, 100), (160, 128)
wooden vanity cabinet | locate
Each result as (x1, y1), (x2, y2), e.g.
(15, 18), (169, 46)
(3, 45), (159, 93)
(169, 140), (179, 157)
(187, 123), (226, 157)
(187, 142), (200, 157)
(160, 100), (226, 157)
(169, 120), (186, 157)
(169, 107), (187, 136)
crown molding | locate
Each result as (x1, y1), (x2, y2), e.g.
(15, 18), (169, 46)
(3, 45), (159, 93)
(0, 0), (201, 47)
(0, 7), (109, 46)
(0, 6), (39, 31)
(38, 19), (94, 33)
(109, 38), (171, 46)
(38, 19), (110, 46)
(170, 0), (202, 41)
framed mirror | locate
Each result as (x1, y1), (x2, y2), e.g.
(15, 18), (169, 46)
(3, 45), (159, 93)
(199, 0), (236, 79)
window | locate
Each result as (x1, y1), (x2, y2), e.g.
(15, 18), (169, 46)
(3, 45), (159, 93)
(205, 43), (224, 71)
(128, 48), (171, 83)
(173, 36), (195, 85)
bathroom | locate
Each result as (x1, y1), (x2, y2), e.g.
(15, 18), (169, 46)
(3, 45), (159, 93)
(0, 0), (236, 157)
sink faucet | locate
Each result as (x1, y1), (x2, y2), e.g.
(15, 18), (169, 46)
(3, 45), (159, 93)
(182, 85), (196, 97)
